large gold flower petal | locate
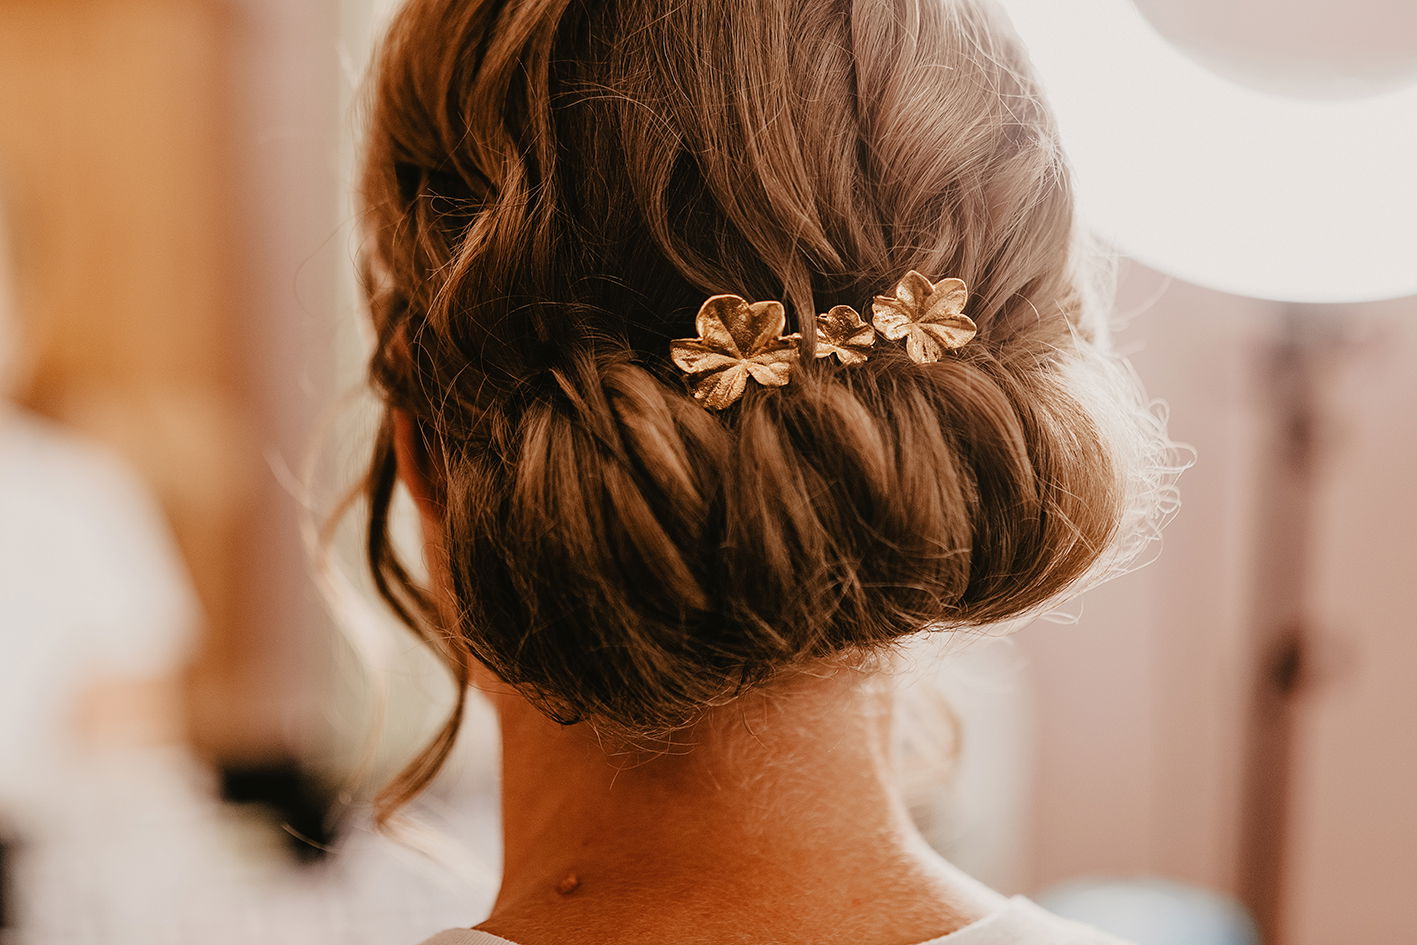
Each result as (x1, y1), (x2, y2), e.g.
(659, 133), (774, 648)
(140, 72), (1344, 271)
(893, 270), (935, 312)
(742, 299), (789, 353)
(693, 294), (752, 357)
(669, 339), (738, 375)
(868, 296), (914, 341)
(919, 316), (977, 350)
(743, 344), (798, 387)
(689, 364), (750, 409)
(814, 305), (876, 365)
(922, 277), (968, 321)
(899, 315), (977, 364)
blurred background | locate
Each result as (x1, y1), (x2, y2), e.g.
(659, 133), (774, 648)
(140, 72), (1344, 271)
(0, 0), (1412, 943)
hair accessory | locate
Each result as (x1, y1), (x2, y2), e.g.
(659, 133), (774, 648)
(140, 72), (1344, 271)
(669, 272), (974, 409)
(669, 294), (801, 409)
(869, 270), (976, 364)
(814, 304), (877, 365)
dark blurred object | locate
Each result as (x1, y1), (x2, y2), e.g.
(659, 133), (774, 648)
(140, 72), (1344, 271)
(218, 759), (335, 864)
(0, 827), (12, 929)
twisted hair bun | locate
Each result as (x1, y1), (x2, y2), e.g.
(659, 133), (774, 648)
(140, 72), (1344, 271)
(358, 0), (1181, 809)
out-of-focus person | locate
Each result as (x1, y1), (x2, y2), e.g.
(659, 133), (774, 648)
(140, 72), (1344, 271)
(0, 179), (199, 850)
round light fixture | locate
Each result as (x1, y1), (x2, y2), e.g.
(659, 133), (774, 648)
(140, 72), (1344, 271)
(1001, 0), (1417, 303)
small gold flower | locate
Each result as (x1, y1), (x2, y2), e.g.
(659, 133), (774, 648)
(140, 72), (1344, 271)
(870, 270), (977, 363)
(669, 294), (802, 409)
(813, 305), (876, 365)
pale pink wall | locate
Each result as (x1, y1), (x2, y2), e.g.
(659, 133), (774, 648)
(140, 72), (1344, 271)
(1284, 297), (1417, 945)
(224, 0), (343, 752)
(1021, 260), (1275, 891)
(1019, 259), (1417, 943)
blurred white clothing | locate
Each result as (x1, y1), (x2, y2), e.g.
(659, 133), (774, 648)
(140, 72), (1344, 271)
(0, 405), (198, 820)
(417, 896), (1135, 945)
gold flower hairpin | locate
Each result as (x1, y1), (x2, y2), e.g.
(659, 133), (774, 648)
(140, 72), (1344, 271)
(669, 294), (801, 410)
(670, 271), (976, 409)
(869, 270), (977, 364)
(814, 304), (876, 365)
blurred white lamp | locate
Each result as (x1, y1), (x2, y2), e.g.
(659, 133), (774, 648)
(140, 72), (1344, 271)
(1001, 0), (1417, 304)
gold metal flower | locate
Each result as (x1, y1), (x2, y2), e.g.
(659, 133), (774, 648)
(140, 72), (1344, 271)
(669, 294), (802, 409)
(870, 270), (977, 363)
(813, 304), (876, 365)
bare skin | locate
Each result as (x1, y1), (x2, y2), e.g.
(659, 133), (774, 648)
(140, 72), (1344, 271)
(393, 409), (1004, 945)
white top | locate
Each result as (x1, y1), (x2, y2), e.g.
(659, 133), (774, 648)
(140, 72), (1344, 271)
(417, 895), (1133, 945)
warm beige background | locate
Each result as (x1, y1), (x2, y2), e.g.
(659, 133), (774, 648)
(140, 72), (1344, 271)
(0, 0), (340, 761)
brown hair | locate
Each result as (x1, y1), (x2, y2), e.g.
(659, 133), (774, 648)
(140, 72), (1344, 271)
(357, 0), (1175, 815)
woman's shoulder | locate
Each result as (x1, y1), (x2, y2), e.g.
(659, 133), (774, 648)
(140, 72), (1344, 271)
(414, 896), (1136, 945)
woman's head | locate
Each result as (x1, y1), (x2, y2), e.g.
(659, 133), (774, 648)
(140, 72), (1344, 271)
(358, 0), (1172, 807)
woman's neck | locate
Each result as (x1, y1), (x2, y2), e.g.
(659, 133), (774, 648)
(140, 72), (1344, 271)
(474, 666), (1005, 945)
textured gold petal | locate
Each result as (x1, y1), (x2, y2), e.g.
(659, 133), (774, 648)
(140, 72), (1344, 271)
(918, 314), (978, 350)
(669, 339), (739, 375)
(904, 326), (945, 364)
(922, 278), (968, 321)
(694, 295), (751, 358)
(870, 297), (914, 340)
(835, 345), (869, 366)
(744, 344), (799, 387)
(742, 300), (789, 355)
(894, 270), (934, 312)
(844, 323), (876, 347)
(691, 363), (750, 409)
